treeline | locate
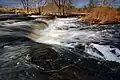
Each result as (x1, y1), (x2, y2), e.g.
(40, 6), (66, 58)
(79, 0), (120, 12)
(14, 0), (73, 15)
(85, 0), (116, 9)
(1, 0), (120, 15)
(80, 0), (120, 24)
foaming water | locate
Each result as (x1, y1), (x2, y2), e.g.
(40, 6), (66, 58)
(0, 16), (120, 80)
(35, 18), (101, 47)
(0, 19), (52, 80)
(31, 18), (120, 63)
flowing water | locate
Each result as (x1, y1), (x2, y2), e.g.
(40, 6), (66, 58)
(33, 17), (120, 62)
(0, 15), (120, 80)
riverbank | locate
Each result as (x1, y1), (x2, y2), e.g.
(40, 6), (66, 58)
(80, 7), (120, 25)
(1, 6), (120, 25)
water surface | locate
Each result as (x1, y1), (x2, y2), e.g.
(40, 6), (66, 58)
(0, 16), (120, 80)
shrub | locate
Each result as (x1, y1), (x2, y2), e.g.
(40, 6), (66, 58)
(82, 7), (120, 24)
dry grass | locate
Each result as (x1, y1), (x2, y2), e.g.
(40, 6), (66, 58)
(81, 7), (120, 24)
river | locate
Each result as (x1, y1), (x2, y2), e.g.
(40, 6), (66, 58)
(0, 15), (120, 80)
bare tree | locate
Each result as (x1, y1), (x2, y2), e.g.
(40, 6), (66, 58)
(30, 0), (47, 15)
(88, 0), (98, 9)
(110, 0), (116, 7)
(53, 0), (71, 15)
(102, 0), (116, 7)
(37, 0), (47, 15)
(10, 0), (29, 13)
(53, 0), (61, 15)
(20, 0), (29, 13)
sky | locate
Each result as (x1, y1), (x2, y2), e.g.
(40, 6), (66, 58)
(0, 0), (120, 8)
(73, 0), (120, 8)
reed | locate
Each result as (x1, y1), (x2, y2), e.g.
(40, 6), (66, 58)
(80, 7), (120, 24)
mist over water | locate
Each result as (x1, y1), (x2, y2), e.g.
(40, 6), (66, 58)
(0, 16), (120, 80)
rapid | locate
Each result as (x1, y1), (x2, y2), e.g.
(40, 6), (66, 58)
(32, 17), (120, 62)
(0, 15), (120, 80)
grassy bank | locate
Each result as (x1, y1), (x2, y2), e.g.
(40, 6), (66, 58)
(80, 7), (120, 25)
(1, 7), (120, 25)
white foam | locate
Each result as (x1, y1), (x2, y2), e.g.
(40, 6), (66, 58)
(5, 21), (31, 26)
(35, 18), (100, 47)
(86, 43), (120, 63)
(29, 15), (41, 18)
(33, 18), (120, 63)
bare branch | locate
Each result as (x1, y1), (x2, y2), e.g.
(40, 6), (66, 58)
(52, 0), (72, 15)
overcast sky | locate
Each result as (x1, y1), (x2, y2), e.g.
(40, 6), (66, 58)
(0, 0), (120, 8)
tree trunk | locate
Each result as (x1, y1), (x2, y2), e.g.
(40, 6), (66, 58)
(62, 5), (65, 16)
(58, 0), (61, 15)
(62, 0), (65, 16)
(102, 0), (106, 6)
(38, 2), (41, 15)
(26, 0), (29, 14)
(38, 7), (41, 15)
(21, 0), (26, 9)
